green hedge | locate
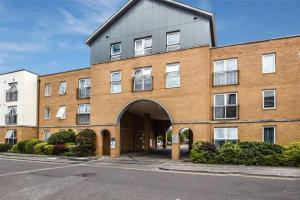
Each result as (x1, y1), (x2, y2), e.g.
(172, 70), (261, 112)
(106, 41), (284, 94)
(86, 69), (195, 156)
(24, 139), (43, 154)
(76, 129), (97, 156)
(0, 144), (13, 152)
(33, 142), (48, 155)
(47, 130), (76, 145)
(16, 140), (29, 153)
(190, 141), (300, 167)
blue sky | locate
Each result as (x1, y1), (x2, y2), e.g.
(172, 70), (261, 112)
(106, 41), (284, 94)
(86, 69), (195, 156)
(0, 0), (299, 75)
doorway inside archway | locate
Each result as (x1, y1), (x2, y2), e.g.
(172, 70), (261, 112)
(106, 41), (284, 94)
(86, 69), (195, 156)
(117, 100), (172, 159)
(101, 129), (111, 156)
(179, 128), (193, 159)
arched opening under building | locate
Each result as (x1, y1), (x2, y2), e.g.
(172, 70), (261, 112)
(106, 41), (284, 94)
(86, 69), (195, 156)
(117, 99), (172, 159)
(101, 129), (111, 156)
(179, 128), (193, 159)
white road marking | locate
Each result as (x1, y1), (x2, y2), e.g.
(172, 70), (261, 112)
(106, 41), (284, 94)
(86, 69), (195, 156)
(0, 157), (69, 165)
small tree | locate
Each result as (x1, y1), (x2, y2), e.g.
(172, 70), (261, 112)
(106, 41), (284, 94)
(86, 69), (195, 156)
(48, 130), (76, 144)
(76, 129), (97, 156)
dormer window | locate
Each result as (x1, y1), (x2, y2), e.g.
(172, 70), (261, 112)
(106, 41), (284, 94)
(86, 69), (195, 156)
(111, 43), (121, 60)
(167, 31), (180, 51)
(135, 37), (152, 56)
(6, 82), (18, 102)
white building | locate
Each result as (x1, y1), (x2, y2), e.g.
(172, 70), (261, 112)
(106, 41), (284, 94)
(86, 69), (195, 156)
(0, 69), (38, 144)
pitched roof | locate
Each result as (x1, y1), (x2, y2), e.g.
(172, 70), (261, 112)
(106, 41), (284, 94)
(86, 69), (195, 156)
(85, 0), (216, 46)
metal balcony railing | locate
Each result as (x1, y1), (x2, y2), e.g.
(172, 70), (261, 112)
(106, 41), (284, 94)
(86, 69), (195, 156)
(76, 113), (90, 125)
(213, 70), (239, 86)
(132, 76), (153, 92)
(213, 105), (239, 120)
(77, 88), (91, 99)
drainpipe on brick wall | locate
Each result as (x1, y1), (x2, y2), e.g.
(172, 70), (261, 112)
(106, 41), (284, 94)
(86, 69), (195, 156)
(36, 79), (41, 139)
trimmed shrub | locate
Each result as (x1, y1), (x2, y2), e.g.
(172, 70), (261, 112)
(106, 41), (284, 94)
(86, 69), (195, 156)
(76, 129), (97, 156)
(16, 140), (30, 153)
(24, 139), (43, 154)
(0, 144), (13, 152)
(33, 142), (48, 155)
(9, 145), (18, 153)
(283, 142), (300, 167)
(44, 145), (54, 155)
(53, 144), (66, 155)
(47, 130), (76, 145)
(190, 142), (217, 163)
(215, 142), (241, 164)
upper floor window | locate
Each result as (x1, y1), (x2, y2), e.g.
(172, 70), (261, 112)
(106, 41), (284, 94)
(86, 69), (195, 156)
(135, 37), (152, 56)
(214, 127), (238, 146)
(262, 53), (276, 73)
(263, 90), (276, 109)
(56, 106), (66, 120)
(214, 93), (238, 120)
(263, 126), (275, 144)
(44, 107), (51, 119)
(133, 67), (152, 91)
(213, 59), (238, 86)
(6, 82), (18, 102)
(111, 43), (121, 60)
(59, 81), (67, 95)
(5, 130), (17, 145)
(5, 106), (17, 125)
(166, 63), (180, 88)
(111, 71), (122, 94)
(44, 130), (51, 141)
(78, 78), (91, 99)
(77, 104), (90, 125)
(167, 31), (180, 51)
(45, 83), (51, 97)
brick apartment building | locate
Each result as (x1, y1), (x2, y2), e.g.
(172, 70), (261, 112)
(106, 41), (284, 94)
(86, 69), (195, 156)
(2, 0), (300, 160)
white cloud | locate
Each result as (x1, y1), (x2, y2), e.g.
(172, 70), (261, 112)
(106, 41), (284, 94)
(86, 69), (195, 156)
(0, 42), (45, 53)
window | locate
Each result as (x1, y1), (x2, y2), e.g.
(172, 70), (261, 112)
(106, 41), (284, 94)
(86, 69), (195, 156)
(214, 128), (238, 146)
(111, 43), (121, 60)
(45, 83), (51, 96)
(214, 59), (238, 86)
(6, 82), (18, 102)
(167, 31), (180, 51)
(133, 67), (152, 91)
(5, 130), (17, 145)
(78, 78), (91, 98)
(214, 93), (238, 119)
(44, 107), (51, 119)
(135, 37), (152, 56)
(59, 81), (67, 95)
(44, 130), (51, 141)
(111, 71), (122, 93)
(5, 106), (17, 125)
(263, 126), (275, 144)
(263, 90), (276, 109)
(77, 104), (90, 125)
(56, 106), (66, 119)
(262, 53), (276, 73)
(166, 63), (180, 88)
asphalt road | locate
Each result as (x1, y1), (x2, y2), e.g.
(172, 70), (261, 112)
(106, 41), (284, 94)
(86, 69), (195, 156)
(0, 158), (299, 200)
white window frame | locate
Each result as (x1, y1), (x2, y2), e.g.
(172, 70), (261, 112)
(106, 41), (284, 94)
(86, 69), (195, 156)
(59, 81), (67, 95)
(214, 93), (238, 120)
(262, 90), (276, 110)
(132, 67), (152, 91)
(44, 107), (51, 119)
(44, 130), (51, 141)
(134, 37), (152, 56)
(78, 104), (90, 114)
(166, 63), (180, 88)
(167, 31), (180, 51)
(262, 126), (276, 144)
(262, 53), (276, 74)
(214, 127), (238, 145)
(45, 83), (51, 97)
(56, 106), (66, 120)
(111, 71), (122, 94)
(5, 130), (17, 144)
(111, 43), (121, 60)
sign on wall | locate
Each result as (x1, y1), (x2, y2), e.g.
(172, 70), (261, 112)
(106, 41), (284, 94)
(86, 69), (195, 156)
(172, 134), (179, 144)
(111, 138), (116, 149)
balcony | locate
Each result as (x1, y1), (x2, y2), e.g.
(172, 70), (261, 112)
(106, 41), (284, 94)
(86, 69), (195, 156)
(76, 113), (90, 125)
(213, 105), (239, 120)
(77, 88), (91, 99)
(213, 70), (239, 86)
(132, 76), (153, 92)
(6, 91), (18, 102)
(5, 114), (17, 125)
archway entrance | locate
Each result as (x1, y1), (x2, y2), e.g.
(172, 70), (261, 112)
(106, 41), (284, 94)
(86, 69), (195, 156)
(179, 128), (193, 159)
(117, 99), (172, 159)
(101, 129), (111, 156)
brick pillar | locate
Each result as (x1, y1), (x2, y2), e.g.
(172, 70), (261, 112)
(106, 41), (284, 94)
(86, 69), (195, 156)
(144, 113), (151, 151)
(96, 130), (103, 155)
(172, 125), (180, 160)
(163, 133), (167, 149)
(110, 125), (121, 158)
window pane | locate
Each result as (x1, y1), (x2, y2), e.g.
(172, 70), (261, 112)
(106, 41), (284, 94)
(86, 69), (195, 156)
(215, 95), (225, 106)
(144, 77), (152, 90)
(264, 91), (275, 108)
(264, 127), (275, 144)
(226, 59), (237, 71)
(215, 107), (225, 118)
(167, 75), (180, 88)
(227, 128), (238, 139)
(135, 40), (143, 50)
(112, 82), (121, 93)
(134, 78), (143, 91)
(142, 68), (152, 76)
(112, 72), (121, 82)
(227, 94), (236, 105)
(166, 64), (179, 72)
(214, 60), (225, 72)
(145, 38), (152, 48)
(111, 43), (121, 55)
(226, 106), (237, 118)
(214, 128), (225, 139)
(215, 140), (225, 146)
(167, 32), (180, 45)
(263, 54), (275, 73)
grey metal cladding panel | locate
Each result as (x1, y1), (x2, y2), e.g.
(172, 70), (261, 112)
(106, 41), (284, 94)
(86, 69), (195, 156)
(90, 0), (212, 65)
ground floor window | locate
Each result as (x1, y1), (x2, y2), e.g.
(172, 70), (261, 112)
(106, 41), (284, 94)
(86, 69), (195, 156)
(263, 126), (275, 144)
(5, 130), (17, 144)
(214, 127), (238, 146)
(44, 130), (51, 141)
